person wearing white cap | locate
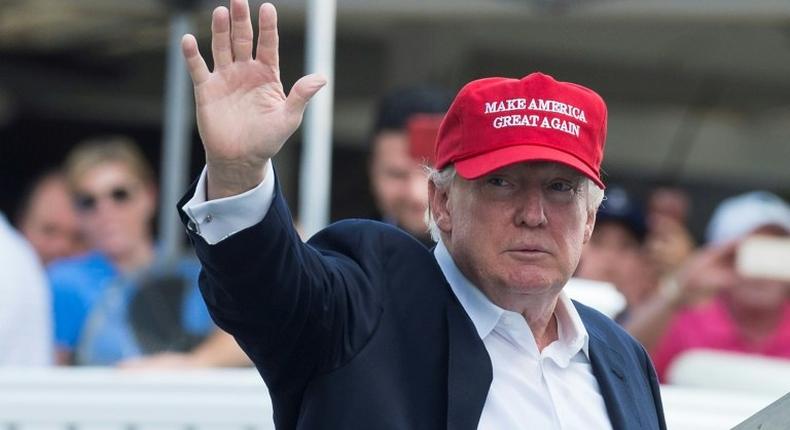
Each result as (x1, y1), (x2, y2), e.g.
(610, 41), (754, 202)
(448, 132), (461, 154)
(624, 191), (790, 381)
(705, 191), (790, 245)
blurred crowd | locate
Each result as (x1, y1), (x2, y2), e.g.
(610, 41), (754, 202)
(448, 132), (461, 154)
(2, 137), (249, 368)
(578, 186), (790, 381)
(2, 87), (789, 382)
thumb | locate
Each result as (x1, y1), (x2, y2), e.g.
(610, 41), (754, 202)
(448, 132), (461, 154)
(285, 73), (327, 119)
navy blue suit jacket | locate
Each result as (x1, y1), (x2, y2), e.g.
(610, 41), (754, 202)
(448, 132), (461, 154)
(179, 179), (666, 430)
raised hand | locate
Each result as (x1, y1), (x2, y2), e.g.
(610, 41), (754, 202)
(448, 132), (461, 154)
(181, 0), (326, 199)
(673, 240), (739, 306)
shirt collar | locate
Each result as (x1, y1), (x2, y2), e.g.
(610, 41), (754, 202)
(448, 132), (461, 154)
(433, 239), (590, 359)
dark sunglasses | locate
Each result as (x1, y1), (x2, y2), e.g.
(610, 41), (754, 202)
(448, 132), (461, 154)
(74, 186), (134, 212)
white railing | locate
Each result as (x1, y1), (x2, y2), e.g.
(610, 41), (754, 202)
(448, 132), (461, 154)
(667, 349), (790, 397)
(0, 366), (782, 430)
(0, 368), (273, 430)
(661, 385), (774, 430)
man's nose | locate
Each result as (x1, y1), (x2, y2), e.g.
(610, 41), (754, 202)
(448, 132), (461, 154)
(94, 198), (114, 214)
(516, 190), (547, 227)
(91, 197), (121, 218)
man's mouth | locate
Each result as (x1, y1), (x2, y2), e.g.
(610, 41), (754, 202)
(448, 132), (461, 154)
(506, 246), (551, 259)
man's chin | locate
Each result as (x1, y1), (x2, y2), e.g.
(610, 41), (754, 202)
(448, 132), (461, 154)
(503, 270), (567, 294)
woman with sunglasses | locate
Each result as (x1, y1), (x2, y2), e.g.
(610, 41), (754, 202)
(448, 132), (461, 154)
(46, 137), (247, 366)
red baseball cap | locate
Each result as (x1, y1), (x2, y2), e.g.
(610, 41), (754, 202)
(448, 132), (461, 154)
(434, 72), (607, 189)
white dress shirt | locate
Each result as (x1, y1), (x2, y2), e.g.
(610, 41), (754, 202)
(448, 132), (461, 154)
(434, 240), (612, 429)
(182, 161), (276, 245)
(183, 165), (613, 429)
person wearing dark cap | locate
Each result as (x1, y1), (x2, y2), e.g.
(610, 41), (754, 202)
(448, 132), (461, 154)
(576, 186), (660, 320)
(177, 1), (666, 428)
(368, 87), (451, 244)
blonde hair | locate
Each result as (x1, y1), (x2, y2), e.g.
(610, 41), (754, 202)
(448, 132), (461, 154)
(64, 136), (154, 189)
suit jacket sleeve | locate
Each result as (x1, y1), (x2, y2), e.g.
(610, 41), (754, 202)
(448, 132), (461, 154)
(178, 174), (383, 393)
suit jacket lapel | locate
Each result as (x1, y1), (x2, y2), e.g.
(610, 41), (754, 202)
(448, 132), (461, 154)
(446, 297), (492, 430)
(587, 327), (643, 430)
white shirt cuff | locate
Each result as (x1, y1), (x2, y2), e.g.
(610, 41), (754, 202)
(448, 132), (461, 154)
(182, 160), (275, 245)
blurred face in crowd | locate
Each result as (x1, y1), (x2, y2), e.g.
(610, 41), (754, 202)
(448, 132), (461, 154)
(727, 225), (790, 312)
(432, 162), (595, 307)
(576, 221), (657, 306)
(370, 131), (429, 238)
(72, 161), (156, 261)
(19, 176), (84, 265)
(648, 187), (690, 224)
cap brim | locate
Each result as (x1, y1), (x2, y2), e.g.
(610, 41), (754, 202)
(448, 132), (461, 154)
(454, 144), (605, 189)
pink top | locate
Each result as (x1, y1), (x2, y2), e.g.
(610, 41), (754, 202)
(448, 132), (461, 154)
(651, 297), (790, 382)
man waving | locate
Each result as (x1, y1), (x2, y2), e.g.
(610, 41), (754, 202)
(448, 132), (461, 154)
(179, 2), (666, 429)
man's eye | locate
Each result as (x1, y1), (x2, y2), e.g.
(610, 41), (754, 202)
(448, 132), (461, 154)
(487, 177), (508, 187)
(549, 181), (573, 192)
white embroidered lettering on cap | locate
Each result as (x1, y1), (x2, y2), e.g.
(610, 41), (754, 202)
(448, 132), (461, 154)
(484, 98), (528, 114)
(485, 97), (586, 138)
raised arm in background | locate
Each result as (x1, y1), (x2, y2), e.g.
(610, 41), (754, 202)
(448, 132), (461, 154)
(624, 241), (737, 351)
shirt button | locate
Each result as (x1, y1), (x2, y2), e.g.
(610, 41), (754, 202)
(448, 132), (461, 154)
(203, 214), (213, 224)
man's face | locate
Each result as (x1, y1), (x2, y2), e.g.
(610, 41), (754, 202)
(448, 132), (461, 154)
(648, 188), (689, 224)
(73, 162), (156, 259)
(431, 161), (595, 306)
(369, 131), (429, 238)
(20, 177), (84, 265)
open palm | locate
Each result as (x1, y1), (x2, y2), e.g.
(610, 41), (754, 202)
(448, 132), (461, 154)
(181, 0), (325, 198)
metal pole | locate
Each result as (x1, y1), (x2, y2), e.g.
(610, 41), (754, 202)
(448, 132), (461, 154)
(298, 0), (337, 237)
(158, 11), (194, 264)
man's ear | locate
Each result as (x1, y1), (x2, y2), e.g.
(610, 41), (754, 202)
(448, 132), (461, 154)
(583, 208), (596, 244)
(428, 180), (452, 234)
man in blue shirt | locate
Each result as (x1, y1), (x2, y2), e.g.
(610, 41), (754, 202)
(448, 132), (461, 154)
(48, 137), (214, 365)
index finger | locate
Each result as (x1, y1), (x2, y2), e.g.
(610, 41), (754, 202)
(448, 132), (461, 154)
(182, 34), (210, 85)
(255, 3), (280, 75)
